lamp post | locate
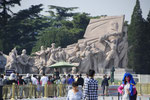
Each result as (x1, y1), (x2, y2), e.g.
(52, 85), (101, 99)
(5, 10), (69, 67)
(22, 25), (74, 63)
(110, 66), (115, 84)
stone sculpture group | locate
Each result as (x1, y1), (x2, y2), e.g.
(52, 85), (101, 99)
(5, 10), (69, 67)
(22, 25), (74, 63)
(0, 15), (128, 74)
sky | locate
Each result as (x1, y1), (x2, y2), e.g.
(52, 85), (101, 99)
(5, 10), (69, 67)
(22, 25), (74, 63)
(12, 0), (150, 23)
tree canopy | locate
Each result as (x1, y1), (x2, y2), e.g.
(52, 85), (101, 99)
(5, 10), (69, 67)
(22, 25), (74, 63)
(128, 0), (150, 74)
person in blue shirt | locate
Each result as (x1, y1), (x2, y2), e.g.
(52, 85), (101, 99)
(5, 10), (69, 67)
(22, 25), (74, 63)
(67, 75), (75, 85)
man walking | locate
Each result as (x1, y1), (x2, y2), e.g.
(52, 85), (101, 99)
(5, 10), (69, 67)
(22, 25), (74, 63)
(101, 74), (110, 96)
(83, 69), (98, 100)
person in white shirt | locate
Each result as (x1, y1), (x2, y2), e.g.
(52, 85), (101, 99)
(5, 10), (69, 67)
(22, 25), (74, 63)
(31, 75), (38, 98)
(40, 73), (48, 97)
(84, 73), (89, 86)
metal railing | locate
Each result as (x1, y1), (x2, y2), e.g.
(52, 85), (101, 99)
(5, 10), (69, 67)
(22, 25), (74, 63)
(136, 83), (150, 96)
(2, 83), (150, 99)
(2, 83), (68, 99)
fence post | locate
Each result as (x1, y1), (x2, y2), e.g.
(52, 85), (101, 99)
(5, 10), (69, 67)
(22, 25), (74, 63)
(147, 84), (149, 95)
(118, 92), (120, 100)
(138, 74), (141, 83)
(59, 84), (62, 97)
(29, 83), (32, 98)
(11, 83), (15, 100)
(0, 85), (3, 100)
(44, 83), (48, 98)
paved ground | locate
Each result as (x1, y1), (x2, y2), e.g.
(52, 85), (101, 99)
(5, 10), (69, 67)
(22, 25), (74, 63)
(15, 96), (150, 100)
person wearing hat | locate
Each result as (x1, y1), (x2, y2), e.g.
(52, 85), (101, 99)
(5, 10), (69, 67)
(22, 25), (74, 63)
(7, 73), (18, 85)
(7, 73), (18, 98)
(118, 73), (137, 100)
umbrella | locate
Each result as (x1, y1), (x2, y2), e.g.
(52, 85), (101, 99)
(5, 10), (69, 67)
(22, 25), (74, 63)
(48, 61), (78, 68)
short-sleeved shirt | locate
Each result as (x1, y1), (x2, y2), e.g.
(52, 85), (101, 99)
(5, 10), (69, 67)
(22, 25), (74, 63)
(40, 76), (48, 86)
(67, 78), (75, 85)
(67, 89), (83, 100)
(31, 77), (38, 85)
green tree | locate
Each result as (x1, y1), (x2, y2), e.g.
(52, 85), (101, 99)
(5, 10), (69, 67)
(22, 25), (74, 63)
(0, 4), (48, 54)
(32, 6), (90, 52)
(0, 0), (21, 26)
(0, 0), (22, 52)
(47, 5), (78, 20)
(128, 0), (145, 73)
(143, 11), (150, 74)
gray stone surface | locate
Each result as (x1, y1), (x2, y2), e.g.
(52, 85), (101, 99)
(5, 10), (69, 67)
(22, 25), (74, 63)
(84, 15), (124, 39)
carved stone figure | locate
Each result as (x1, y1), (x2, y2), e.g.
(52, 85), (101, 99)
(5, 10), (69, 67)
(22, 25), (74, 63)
(80, 41), (88, 52)
(35, 46), (46, 66)
(17, 49), (29, 73)
(103, 37), (119, 68)
(90, 44), (101, 72)
(47, 49), (57, 66)
(118, 33), (128, 68)
(19, 49), (29, 65)
(57, 47), (66, 62)
(71, 67), (77, 74)
(79, 46), (93, 73)
(44, 43), (58, 73)
(70, 43), (80, 57)
(68, 53), (81, 64)
(5, 48), (18, 72)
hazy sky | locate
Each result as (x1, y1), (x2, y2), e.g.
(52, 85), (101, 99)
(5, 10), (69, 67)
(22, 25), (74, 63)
(12, 0), (150, 23)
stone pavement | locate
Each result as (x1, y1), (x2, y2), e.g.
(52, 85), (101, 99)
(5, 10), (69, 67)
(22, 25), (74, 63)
(15, 96), (150, 100)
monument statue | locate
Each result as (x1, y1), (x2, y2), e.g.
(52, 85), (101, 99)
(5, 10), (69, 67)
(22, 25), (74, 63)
(1, 15), (130, 74)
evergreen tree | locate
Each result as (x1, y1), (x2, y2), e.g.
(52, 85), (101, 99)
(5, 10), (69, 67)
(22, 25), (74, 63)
(0, 4), (48, 54)
(0, 0), (22, 52)
(144, 11), (150, 74)
(128, 0), (145, 73)
(32, 6), (90, 53)
(47, 5), (78, 21)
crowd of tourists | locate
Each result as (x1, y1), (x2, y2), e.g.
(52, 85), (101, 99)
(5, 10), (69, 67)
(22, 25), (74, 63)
(0, 69), (137, 100)
(0, 69), (86, 99)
